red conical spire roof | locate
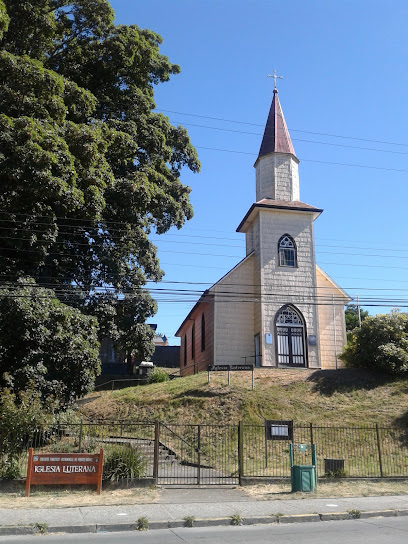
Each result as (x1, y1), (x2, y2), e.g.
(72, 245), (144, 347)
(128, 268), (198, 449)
(258, 89), (296, 158)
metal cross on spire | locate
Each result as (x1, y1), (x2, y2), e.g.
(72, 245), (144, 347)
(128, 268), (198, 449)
(267, 70), (283, 90)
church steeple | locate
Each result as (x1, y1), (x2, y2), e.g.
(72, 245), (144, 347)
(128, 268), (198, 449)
(254, 88), (300, 202)
(258, 89), (297, 158)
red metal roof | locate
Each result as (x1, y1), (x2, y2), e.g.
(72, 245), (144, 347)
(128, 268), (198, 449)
(258, 89), (296, 158)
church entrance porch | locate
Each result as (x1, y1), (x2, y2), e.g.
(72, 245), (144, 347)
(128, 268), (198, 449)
(275, 305), (307, 368)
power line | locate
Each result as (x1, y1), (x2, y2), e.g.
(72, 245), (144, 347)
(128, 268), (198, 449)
(196, 146), (408, 173)
(171, 120), (408, 156)
(157, 108), (408, 148)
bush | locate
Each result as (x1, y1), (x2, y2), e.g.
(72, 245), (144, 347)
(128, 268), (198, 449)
(103, 444), (146, 481)
(0, 457), (22, 479)
(0, 387), (53, 470)
(148, 369), (169, 384)
(340, 311), (408, 376)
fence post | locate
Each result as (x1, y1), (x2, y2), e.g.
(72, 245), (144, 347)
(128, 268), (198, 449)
(197, 425), (201, 485)
(78, 420), (83, 453)
(264, 423), (268, 468)
(375, 423), (384, 477)
(309, 423), (314, 445)
(153, 421), (160, 484)
(238, 421), (244, 485)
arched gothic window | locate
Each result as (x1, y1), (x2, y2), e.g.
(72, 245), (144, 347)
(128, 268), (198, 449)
(201, 314), (206, 352)
(278, 234), (297, 267)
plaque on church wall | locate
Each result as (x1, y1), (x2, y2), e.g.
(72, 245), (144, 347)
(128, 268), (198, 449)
(265, 333), (273, 345)
(308, 335), (316, 346)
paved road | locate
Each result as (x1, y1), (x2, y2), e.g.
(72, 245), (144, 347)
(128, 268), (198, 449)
(2, 518), (408, 544)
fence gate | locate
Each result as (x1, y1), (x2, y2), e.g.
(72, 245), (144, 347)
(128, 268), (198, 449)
(157, 423), (239, 485)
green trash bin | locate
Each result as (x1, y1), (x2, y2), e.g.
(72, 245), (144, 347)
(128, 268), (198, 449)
(291, 465), (316, 492)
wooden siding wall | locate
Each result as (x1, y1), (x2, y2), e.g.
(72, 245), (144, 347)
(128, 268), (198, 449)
(316, 268), (348, 369)
(178, 298), (214, 377)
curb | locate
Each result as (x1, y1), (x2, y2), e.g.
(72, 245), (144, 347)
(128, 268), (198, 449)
(1, 509), (407, 536)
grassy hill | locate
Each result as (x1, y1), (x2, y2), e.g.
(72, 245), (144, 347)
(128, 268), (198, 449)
(79, 368), (408, 428)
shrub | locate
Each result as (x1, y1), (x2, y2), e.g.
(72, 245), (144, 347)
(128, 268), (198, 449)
(0, 457), (22, 479)
(230, 513), (243, 525)
(183, 516), (195, 527)
(0, 387), (53, 470)
(148, 369), (169, 384)
(103, 444), (146, 481)
(136, 517), (149, 531)
(340, 311), (408, 376)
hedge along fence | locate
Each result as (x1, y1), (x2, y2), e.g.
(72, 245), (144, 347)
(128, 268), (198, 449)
(1, 421), (408, 482)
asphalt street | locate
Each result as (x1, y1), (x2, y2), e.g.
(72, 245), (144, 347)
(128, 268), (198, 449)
(2, 518), (408, 544)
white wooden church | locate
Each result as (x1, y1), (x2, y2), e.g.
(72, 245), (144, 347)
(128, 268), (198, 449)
(176, 87), (350, 374)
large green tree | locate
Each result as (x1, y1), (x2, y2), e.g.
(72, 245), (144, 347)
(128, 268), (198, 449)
(0, 1), (200, 363)
(0, 279), (100, 404)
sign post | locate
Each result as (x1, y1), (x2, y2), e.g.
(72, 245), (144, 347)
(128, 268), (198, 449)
(25, 448), (104, 497)
(207, 364), (255, 389)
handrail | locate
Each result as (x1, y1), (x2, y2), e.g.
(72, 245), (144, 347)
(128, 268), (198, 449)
(160, 422), (198, 451)
(94, 378), (144, 390)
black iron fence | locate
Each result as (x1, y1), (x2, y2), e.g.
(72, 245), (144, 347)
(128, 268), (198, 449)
(1, 421), (408, 484)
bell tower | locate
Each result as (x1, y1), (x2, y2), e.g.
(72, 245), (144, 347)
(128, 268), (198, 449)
(254, 88), (300, 202)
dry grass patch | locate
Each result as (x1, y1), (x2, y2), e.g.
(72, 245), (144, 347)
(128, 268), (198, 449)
(0, 487), (159, 509)
(244, 479), (408, 500)
(79, 368), (408, 428)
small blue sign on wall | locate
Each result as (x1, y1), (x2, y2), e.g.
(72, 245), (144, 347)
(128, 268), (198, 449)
(308, 335), (317, 346)
(265, 333), (273, 345)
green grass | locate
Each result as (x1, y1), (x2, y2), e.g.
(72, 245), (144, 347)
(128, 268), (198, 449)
(81, 368), (408, 428)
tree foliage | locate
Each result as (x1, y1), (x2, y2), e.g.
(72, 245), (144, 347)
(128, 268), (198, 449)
(345, 304), (369, 331)
(0, 387), (54, 473)
(0, 279), (100, 404)
(340, 311), (408, 376)
(0, 1), (199, 366)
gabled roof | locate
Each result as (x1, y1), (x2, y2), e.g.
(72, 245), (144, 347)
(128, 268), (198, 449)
(237, 199), (323, 232)
(316, 265), (352, 302)
(258, 89), (296, 159)
(174, 252), (255, 337)
(174, 290), (213, 337)
(208, 251), (255, 291)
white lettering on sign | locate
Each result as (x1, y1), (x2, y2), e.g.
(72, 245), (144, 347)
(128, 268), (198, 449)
(62, 466), (96, 473)
(34, 466), (61, 473)
(33, 465), (97, 473)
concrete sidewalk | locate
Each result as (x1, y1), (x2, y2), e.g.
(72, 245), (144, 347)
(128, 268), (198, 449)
(1, 488), (408, 536)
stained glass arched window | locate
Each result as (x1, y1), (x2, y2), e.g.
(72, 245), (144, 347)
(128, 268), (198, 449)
(278, 234), (297, 267)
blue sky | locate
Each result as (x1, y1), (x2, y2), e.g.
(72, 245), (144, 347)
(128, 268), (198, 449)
(111, 0), (408, 344)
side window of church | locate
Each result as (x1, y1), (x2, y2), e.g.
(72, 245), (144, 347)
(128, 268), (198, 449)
(184, 334), (187, 366)
(278, 234), (297, 267)
(191, 325), (195, 359)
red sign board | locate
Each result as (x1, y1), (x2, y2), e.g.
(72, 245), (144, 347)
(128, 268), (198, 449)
(25, 448), (104, 496)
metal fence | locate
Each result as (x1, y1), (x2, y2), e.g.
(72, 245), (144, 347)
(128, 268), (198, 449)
(2, 421), (408, 484)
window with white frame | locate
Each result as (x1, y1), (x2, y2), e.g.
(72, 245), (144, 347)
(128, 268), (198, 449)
(278, 234), (297, 267)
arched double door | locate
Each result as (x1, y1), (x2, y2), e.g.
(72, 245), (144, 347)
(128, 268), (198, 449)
(275, 305), (307, 367)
